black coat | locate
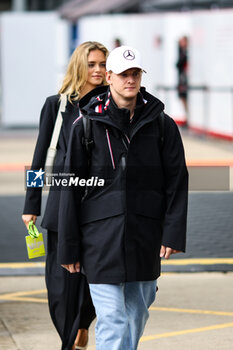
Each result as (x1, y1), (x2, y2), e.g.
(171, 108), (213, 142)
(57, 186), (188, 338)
(23, 94), (79, 230)
(23, 87), (107, 229)
(23, 93), (99, 349)
(58, 87), (188, 284)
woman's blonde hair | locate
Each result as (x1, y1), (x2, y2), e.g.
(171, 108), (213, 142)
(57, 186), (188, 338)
(58, 41), (108, 102)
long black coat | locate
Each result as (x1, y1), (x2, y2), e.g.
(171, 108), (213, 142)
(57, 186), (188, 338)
(23, 95), (83, 229)
(22, 93), (97, 350)
(58, 87), (188, 284)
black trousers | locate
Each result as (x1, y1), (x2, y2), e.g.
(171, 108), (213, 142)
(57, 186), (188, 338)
(45, 230), (95, 350)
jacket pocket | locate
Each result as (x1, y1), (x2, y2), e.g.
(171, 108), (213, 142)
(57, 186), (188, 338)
(80, 191), (124, 224)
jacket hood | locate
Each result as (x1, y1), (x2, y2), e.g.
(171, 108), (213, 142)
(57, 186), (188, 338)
(79, 85), (108, 109)
(80, 86), (165, 126)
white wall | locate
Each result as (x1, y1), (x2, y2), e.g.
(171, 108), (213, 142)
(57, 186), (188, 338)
(78, 10), (233, 139)
(1, 10), (233, 139)
(189, 9), (233, 138)
(0, 12), (69, 127)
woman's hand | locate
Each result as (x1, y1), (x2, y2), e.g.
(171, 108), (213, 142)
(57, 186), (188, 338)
(22, 214), (37, 229)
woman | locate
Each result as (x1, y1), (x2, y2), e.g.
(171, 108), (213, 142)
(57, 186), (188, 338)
(22, 41), (108, 350)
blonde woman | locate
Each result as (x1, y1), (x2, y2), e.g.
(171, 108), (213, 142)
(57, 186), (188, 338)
(22, 41), (108, 350)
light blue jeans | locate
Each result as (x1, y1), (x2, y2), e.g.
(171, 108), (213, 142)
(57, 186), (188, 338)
(89, 280), (157, 350)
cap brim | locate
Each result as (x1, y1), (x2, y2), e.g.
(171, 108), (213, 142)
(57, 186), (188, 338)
(110, 65), (146, 74)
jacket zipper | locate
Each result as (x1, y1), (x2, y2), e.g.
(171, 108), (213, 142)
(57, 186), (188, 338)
(119, 132), (130, 281)
(121, 133), (130, 152)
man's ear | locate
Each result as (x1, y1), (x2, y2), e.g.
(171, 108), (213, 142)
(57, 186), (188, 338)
(106, 71), (111, 84)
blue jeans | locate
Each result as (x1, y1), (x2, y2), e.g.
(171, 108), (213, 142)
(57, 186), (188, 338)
(89, 280), (157, 350)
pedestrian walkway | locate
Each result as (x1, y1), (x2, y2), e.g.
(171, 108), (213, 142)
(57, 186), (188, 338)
(1, 272), (233, 350)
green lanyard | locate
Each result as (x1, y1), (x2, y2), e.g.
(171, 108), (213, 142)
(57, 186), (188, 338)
(28, 220), (40, 239)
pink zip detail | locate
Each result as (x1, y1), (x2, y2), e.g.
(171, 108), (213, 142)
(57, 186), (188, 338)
(125, 134), (130, 144)
(106, 129), (116, 170)
(104, 98), (110, 110)
(73, 113), (83, 125)
(104, 90), (111, 110)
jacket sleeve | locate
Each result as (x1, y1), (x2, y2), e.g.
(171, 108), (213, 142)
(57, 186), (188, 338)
(161, 115), (188, 252)
(57, 120), (87, 265)
(22, 96), (59, 216)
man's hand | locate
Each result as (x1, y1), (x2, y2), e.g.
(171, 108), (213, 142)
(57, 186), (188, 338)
(160, 245), (181, 259)
(61, 262), (80, 273)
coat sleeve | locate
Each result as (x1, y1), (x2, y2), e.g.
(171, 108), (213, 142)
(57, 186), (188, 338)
(57, 120), (87, 265)
(22, 96), (59, 216)
(161, 115), (188, 252)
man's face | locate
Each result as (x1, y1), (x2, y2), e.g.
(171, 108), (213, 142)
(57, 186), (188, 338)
(106, 68), (142, 102)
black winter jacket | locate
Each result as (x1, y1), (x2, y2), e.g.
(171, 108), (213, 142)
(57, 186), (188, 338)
(58, 87), (188, 283)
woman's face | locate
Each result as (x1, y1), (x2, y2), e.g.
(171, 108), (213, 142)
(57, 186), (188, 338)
(86, 49), (106, 88)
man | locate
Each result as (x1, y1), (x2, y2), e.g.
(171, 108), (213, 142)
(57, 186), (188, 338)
(58, 45), (188, 350)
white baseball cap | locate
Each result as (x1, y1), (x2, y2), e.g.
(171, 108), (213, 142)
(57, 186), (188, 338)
(106, 45), (146, 74)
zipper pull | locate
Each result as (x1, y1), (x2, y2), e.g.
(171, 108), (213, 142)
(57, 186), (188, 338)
(121, 155), (126, 170)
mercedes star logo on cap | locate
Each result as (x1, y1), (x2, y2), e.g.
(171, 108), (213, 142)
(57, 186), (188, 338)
(123, 50), (135, 60)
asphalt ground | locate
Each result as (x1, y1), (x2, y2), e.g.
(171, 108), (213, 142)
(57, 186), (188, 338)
(1, 273), (233, 350)
(0, 127), (233, 350)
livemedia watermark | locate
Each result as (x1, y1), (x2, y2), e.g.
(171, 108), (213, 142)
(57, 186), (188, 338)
(25, 165), (231, 192)
(25, 168), (105, 190)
